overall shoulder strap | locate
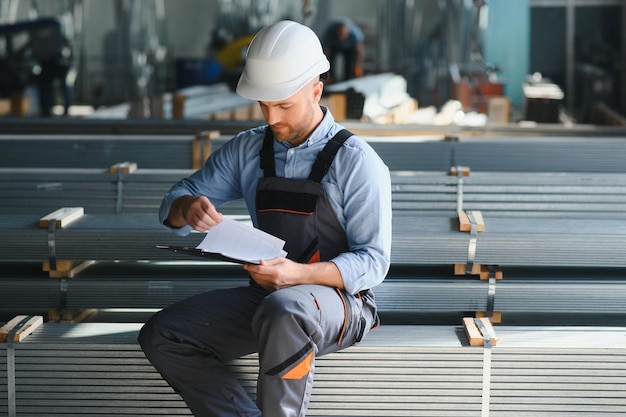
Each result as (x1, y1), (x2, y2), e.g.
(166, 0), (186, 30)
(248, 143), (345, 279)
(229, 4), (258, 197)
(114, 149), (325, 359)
(259, 127), (276, 177)
(308, 129), (353, 183)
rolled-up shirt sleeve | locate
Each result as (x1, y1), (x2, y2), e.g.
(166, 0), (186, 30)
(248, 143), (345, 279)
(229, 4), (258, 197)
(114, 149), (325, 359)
(326, 138), (392, 294)
(157, 131), (256, 236)
(158, 185), (195, 236)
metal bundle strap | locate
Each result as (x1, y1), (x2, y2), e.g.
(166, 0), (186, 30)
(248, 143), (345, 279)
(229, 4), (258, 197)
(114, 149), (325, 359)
(114, 167), (127, 214)
(485, 267), (497, 321)
(474, 318), (493, 417)
(47, 217), (58, 272)
(5, 316), (33, 417)
(465, 210), (479, 274)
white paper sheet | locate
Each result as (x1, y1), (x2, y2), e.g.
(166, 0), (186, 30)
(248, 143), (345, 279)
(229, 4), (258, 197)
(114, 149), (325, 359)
(195, 217), (287, 263)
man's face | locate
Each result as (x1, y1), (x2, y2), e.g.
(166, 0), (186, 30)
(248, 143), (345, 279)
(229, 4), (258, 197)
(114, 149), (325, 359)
(258, 80), (323, 147)
(337, 24), (350, 41)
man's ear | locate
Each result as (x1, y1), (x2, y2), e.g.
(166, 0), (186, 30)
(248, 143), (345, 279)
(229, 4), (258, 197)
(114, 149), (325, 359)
(312, 80), (324, 102)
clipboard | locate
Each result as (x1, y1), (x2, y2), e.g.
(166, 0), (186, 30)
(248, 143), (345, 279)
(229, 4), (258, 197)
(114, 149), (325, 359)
(155, 245), (259, 265)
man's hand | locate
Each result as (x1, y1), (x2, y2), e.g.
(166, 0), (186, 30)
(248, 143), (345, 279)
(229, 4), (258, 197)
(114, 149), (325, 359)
(244, 258), (299, 292)
(244, 258), (344, 292)
(168, 195), (223, 231)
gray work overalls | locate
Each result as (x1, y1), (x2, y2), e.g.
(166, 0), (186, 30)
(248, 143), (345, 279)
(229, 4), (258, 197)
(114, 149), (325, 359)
(254, 128), (379, 416)
(138, 128), (379, 417)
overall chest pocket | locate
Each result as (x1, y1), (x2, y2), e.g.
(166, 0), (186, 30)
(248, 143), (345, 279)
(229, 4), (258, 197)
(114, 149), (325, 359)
(257, 189), (318, 215)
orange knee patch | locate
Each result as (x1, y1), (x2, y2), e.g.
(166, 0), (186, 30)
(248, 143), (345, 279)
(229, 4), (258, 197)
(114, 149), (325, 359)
(281, 350), (313, 380)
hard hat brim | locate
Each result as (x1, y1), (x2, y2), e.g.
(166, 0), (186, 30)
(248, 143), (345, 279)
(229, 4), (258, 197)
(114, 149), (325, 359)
(236, 58), (330, 102)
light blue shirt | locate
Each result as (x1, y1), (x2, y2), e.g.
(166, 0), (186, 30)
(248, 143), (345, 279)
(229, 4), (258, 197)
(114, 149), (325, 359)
(159, 108), (392, 293)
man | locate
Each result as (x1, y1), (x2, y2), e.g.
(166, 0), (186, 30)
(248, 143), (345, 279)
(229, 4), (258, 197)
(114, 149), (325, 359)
(321, 17), (364, 82)
(15, 20), (74, 116)
(139, 20), (391, 417)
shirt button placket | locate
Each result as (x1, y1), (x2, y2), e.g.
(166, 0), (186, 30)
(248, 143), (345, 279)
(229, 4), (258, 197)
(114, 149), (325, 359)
(286, 148), (296, 177)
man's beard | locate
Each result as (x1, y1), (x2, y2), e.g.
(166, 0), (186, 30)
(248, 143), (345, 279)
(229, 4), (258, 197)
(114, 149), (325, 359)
(271, 124), (306, 146)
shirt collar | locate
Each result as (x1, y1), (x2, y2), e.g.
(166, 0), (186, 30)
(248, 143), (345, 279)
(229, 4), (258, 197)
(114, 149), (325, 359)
(304, 106), (335, 147)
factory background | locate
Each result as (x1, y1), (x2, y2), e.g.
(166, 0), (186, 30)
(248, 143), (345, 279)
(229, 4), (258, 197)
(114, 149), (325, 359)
(1, 0), (624, 124)
(2, 1), (626, 417)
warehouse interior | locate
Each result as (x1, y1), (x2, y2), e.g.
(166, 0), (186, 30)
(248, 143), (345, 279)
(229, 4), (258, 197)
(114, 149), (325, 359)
(2, 0), (626, 416)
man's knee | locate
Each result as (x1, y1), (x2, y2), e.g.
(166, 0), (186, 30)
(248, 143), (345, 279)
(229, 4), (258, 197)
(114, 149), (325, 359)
(137, 312), (173, 359)
(137, 317), (157, 356)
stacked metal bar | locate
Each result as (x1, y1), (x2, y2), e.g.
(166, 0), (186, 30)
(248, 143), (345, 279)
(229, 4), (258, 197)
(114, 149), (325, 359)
(5, 167), (626, 217)
(6, 134), (626, 172)
(391, 170), (626, 218)
(2, 210), (626, 266)
(0, 167), (190, 215)
(0, 134), (216, 169)
(0, 167), (247, 216)
(489, 327), (626, 416)
(3, 263), (626, 326)
(2, 323), (625, 416)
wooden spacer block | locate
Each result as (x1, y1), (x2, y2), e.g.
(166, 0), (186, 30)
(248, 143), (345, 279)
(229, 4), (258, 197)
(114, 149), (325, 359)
(458, 210), (484, 232)
(449, 166), (471, 176)
(463, 317), (499, 347)
(463, 317), (483, 346)
(42, 260), (96, 278)
(454, 263), (482, 276)
(109, 161), (138, 174)
(172, 93), (186, 119)
(195, 130), (220, 140)
(48, 308), (97, 323)
(39, 207), (84, 228)
(476, 311), (502, 324)
(0, 315), (43, 342)
(192, 130), (218, 169)
(480, 265), (503, 281)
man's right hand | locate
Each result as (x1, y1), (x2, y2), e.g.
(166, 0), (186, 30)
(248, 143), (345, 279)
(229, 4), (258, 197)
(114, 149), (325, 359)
(168, 195), (223, 231)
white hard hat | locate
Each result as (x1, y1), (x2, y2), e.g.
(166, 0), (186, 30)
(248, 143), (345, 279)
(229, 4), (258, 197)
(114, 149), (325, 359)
(236, 20), (330, 101)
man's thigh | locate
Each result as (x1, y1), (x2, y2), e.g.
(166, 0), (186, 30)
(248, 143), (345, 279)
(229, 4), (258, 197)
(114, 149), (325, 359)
(153, 284), (268, 360)
(260, 285), (363, 356)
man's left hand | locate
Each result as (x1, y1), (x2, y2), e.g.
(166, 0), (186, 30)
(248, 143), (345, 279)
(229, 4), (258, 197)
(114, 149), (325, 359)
(244, 257), (299, 292)
(243, 257), (345, 292)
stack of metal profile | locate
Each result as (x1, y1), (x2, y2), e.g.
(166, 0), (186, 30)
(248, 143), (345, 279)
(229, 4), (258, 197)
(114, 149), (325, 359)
(391, 214), (626, 267)
(364, 135), (626, 172)
(0, 262), (250, 318)
(0, 167), (191, 215)
(391, 170), (626, 219)
(2, 263), (626, 326)
(0, 134), (225, 169)
(0, 167), (248, 216)
(5, 133), (626, 172)
(2, 212), (626, 268)
(5, 167), (626, 218)
(1, 322), (624, 417)
(452, 135), (626, 173)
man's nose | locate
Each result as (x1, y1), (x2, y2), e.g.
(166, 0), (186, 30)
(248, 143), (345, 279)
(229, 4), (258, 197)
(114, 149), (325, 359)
(264, 107), (281, 125)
